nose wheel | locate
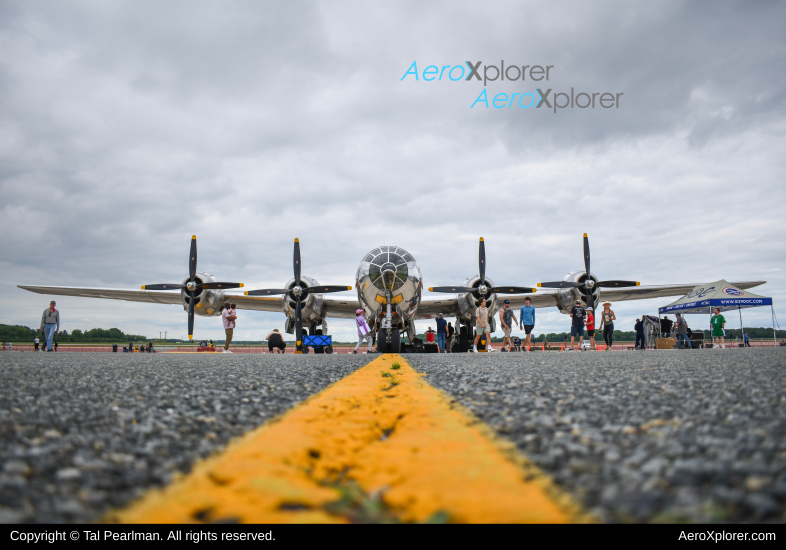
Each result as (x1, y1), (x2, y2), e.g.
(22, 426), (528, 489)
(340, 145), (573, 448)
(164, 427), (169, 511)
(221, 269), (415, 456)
(376, 328), (401, 353)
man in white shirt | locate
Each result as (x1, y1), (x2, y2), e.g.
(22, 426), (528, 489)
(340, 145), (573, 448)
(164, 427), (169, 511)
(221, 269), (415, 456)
(221, 302), (236, 353)
(473, 298), (495, 352)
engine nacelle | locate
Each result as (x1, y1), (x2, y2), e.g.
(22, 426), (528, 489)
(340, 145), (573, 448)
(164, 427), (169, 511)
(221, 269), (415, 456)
(456, 275), (499, 324)
(180, 273), (226, 316)
(553, 270), (601, 314)
(281, 276), (324, 333)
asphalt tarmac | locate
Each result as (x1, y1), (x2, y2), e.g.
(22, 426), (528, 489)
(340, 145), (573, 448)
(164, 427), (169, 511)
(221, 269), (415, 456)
(0, 348), (784, 523)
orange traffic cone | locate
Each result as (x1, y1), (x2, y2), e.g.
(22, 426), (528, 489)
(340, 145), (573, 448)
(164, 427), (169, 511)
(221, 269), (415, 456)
(560, 344), (564, 351)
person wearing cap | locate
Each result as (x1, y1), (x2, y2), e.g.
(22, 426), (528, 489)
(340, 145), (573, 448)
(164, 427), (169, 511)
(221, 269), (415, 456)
(519, 297), (536, 351)
(674, 313), (691, 348)
(586, 306), (597, 350)
(354, 309), (372, 353)
(598, 302), (616, 351)
(40, 300), (60, 352)
(435, 313), (448, 353)
(569, 299), (586, 351)
(499, 300), (519, 352)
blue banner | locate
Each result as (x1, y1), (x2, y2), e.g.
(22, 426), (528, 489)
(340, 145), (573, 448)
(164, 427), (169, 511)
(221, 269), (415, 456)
(659, 297), (772, 314)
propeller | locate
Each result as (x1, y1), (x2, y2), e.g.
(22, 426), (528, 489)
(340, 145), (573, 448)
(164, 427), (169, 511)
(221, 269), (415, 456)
(244, 238), (352, 352)
(141, 235), (244, 339)
(428, 237), (537, 299)
(537, 233), (639, 310)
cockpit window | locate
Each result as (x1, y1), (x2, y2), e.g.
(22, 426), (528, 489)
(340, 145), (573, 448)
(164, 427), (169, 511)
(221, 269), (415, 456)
(367, 248), (410, 291)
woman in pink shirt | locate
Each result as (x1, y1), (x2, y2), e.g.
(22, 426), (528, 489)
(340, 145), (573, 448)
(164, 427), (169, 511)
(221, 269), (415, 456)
(354, 309), (372, 354)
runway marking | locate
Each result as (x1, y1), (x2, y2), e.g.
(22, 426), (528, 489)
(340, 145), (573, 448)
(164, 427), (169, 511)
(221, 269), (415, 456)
(110, 354), (578, 523)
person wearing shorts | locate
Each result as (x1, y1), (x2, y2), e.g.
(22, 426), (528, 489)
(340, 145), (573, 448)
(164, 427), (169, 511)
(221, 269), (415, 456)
(569, 300), (585, 350)
(710, 308), (726, 349)
(499, 300), (518, 351)
(473, 298), (494, 352)
(586, 307), (596, 350)
(354, 309), (372, 353)
(519, 297), (536, 350)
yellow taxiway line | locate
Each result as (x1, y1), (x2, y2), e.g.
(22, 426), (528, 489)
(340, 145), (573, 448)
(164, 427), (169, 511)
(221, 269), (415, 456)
(110, 354), (579, 523)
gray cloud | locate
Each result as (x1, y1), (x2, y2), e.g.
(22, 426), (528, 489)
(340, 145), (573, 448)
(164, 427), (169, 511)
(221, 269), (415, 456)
(1, 0), (784, 340)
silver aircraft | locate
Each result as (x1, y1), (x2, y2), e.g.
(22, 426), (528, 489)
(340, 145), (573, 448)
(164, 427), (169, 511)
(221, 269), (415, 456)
(18, 234), (765, 353)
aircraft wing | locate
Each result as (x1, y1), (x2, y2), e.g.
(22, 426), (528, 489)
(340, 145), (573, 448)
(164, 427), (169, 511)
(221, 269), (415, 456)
(597, 281), (765, 303)
(18, 285), (361, 318)
(415, 291), (558, 319)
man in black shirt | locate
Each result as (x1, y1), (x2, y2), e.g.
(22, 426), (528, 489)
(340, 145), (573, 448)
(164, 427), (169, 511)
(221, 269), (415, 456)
(569, 300), (586, 351)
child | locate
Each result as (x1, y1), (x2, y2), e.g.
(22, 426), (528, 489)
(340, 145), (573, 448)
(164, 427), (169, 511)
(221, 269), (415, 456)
(230, 303), (237, 325)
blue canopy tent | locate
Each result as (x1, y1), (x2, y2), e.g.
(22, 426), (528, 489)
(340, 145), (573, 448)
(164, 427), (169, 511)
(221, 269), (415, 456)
(658, 280), (775, 346)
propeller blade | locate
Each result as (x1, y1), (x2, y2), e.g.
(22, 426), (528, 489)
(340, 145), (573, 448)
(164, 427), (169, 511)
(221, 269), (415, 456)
(189, 235), (197, 283)
(583, 233), (590, 277)
(295, 298), (303, 352)
(428, 286), (475, 293)
(187, 290), (195, 340)
(597, 280), (640, 288)
(244, 289), (291, 296)
(478, 237), (486, 285)
(199, 282), (244, 290)
(141, 284), (184, 290)
(293, 238), (301, 285)
(537, 281), (583, 289)
(585, 290), (595, 312)
(488, 286), (538, 294)
(303, 285), (353, 294)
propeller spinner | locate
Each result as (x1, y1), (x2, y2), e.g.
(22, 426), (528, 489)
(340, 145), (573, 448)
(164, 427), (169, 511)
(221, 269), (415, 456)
(244, 238), (352, 353)
(141, 235), (244, 339)
(537, 233), (640, 311)
(428, 237), (537, 298)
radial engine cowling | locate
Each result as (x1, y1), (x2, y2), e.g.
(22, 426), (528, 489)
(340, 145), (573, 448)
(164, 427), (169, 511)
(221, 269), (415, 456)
(180, 273), (226, 316)
(455, 275), (499, 323)
(281, 276), (324, 332)
(553, 270), (601, 314)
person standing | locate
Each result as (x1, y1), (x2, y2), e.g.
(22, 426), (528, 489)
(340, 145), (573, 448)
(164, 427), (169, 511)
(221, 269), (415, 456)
(34, 336), (39, 351)
(743, 332), (750, 347)
(519, 297), (536, 351)
(674, 313), (692, 349)
(498, 300), (518, 352)
(354, 309), (371, 353)
(40, 300), (60, 352)
(634, 318), (645, 349)
(446, 322), (455, 353)
(586, 307), (597, 350)
(569, 300), (585, 351)
(474, 298), (494, 352)
(435, 313), (448, 353)
(598, 302), (616, 351)
(221, 301), (236, 353)
(711, 308), (726, 349)
(660, 316), (674, 338)
(53, 341), (58, 352)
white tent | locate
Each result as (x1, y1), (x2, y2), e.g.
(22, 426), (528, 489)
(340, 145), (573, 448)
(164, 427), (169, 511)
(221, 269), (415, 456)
(658, 280), (775, 345)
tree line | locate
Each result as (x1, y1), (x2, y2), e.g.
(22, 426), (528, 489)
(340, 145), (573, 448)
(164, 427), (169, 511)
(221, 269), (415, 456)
(0, 325), (149, 343)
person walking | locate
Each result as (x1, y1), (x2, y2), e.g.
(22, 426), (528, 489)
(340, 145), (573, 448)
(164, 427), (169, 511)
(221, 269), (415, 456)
(598, 302), (615, 351)
(473, 298), (493, 352)
(446, 322), (455, 353)
(354, 309), (372, 353)
(634, 318), (645, 349)
(221, 301), (236, 353)
(499, 300), (519, 351)
(586, 307), (597, 350)
(710, 308), (726, 349)
(34, 336), (39, 352)
(674, 313), (692, 349)
(40, 300), (60, 352)
(519, 297), (536, 351)
(569, 300), (585, 350)
(435, 313), (448, 353)
(266, 329), (286, 353)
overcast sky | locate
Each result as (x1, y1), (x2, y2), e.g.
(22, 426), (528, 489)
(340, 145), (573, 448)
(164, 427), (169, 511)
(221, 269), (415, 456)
(2, 0), (785, 342)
